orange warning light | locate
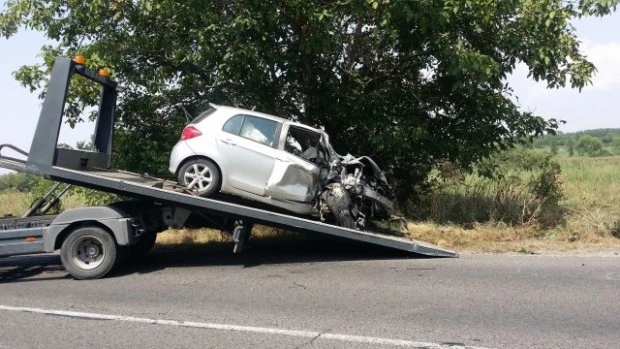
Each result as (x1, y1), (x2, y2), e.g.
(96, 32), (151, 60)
(73, 55), (86, 65)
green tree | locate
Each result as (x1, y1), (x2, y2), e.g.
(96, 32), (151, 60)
(549, 138), (559, 155)
(575, 135), (603, 157)
(1, 0), (617, 201)
(612, 136), (620, 155)
(601, 133), (614, 144)
(567, 137), (575, 156)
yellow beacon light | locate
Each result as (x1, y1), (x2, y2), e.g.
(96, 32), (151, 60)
(73, 55), (86, 65)
(99, 68), (110, 78)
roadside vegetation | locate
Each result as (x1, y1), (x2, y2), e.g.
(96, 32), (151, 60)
(533, 128), (620, 157)
(404, 150), (620, 253)
(2, 144), (619, 253)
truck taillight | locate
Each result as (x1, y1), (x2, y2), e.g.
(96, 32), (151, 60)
(180, 126), (202, 140)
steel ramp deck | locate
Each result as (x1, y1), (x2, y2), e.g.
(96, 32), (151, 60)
(37, 165), (457, 257)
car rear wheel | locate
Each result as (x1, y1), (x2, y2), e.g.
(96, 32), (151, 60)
(178, 158), (221, 197)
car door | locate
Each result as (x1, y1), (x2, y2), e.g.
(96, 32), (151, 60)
(264, 124), (322, 203)
(216, 114), (281, 196)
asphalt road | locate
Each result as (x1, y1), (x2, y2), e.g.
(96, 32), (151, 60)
(1, 236), (619, 349)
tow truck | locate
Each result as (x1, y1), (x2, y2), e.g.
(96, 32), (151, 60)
(0, 57), (457, 279)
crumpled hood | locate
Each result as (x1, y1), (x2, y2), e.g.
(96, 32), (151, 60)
(339, 154), (389, 184)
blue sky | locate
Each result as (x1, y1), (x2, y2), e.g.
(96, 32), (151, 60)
(0, 8), (619, 163)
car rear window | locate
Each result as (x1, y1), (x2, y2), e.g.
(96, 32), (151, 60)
(222, 114), (244, 135)
(191, 106), (217, 124)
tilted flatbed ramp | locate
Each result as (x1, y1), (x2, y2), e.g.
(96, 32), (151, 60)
(27, 163), (457, 257)
(0, 56), (457, 258)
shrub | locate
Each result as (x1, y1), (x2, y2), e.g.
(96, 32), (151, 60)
(575, 135), (603, 157)
(0, 173), (37, 192)
(408, 148), (564, 227)
(611, 221), (620, 239)
(27, 177), (120, 213)
(612, 137), (620, 155)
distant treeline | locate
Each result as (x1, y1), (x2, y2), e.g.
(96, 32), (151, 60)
(533, 128), (620, 147)
(533, 128), (620, 157)
(0, 173), (35, 192)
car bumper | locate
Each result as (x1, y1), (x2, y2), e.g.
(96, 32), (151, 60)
(168, 141), (195, 175)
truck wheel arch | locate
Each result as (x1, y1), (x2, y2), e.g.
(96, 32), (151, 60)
(44, 206), (135, 252)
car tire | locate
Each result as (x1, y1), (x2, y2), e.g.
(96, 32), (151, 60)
(178, 158), (221, 197)
(323, 183), (357, 229)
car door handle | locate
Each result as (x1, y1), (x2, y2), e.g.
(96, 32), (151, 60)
(221, 139), (236, 146)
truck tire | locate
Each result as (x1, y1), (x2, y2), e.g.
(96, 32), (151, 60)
(131, 231), (157, 256)
(323, 184), (356, 229)
(60, 226), (118, 280)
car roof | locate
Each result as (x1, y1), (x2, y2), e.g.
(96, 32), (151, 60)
(211, 104), (323, 134)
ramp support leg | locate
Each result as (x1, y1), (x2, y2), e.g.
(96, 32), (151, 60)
(232, 221), (253, 254)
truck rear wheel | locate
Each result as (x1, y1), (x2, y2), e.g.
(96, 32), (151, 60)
(60, 226), (118, 280)
(131, 231), (157, 256)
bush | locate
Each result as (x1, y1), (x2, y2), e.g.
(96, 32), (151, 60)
(0, 173), (37, 192)
(611, 221), (620, 239)
(575, 135), (603, 157)
(407, 148), (565, 227)
(612, 137), (620, 155)
(27, 177), (120, 213)
(594, 149), (614, 157)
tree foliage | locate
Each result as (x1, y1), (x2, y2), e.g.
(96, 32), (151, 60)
(567, 137), (575, 156)
(575, 135), (604, 156)
(611, 136), (620, 155)
(1, 0), (618, 202)
(549, 138), (559, 155)
(534, 128), (620, 148)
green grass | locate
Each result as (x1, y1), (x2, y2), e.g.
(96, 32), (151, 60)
(555, 156), (620, 238)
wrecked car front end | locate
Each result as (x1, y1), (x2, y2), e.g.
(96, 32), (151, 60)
(315, 135), (398, 230)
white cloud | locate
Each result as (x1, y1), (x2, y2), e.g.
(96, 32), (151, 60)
(509, 40), (620, 106)
(584, 41), (620, 91)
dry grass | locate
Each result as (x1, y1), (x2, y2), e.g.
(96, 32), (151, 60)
(405, 222), (620, 254)
(402, 155), (620, 253)
(155, 228), (229, 246)
(155, 225), (284, 248)
(0, 189), (87, 217)
(0, 190), (32, 216)
(557, 156), (620, 240)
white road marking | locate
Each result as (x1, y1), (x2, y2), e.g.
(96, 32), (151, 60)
(0, 304), (490, 349)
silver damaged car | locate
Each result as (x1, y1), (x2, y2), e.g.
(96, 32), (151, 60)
(169, 104), (396, 229)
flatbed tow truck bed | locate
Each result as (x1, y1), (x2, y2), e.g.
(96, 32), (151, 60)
(0, 57), (456, 280)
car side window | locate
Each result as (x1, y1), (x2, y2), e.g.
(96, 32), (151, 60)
(239, 115), (278, 147)
(284, 126), (321, 161)
(222, 114), (244, 135)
